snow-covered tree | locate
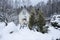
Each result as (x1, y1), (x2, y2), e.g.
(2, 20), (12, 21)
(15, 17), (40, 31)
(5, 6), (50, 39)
(28, 8), (48, 33)
(37, 10), (47, 33)
(28, 12), (35, 30)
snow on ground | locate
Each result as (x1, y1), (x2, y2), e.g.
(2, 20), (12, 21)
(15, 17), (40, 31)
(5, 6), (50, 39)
(0, 22), (5, 30)
(0, 22), (60, 40)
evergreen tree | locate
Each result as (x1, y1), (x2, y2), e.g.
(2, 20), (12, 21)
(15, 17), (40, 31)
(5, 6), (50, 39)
(28, 8), (48, 33)
(38, 11), (45, 32)
(28, 7), (36, 30)
(28, 13), (35, 30)
(37, 10), (48, 33)
(33, 9), (48, 33)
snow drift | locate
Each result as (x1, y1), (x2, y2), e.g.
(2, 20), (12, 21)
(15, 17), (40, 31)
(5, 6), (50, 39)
(0, 22), (60, 40)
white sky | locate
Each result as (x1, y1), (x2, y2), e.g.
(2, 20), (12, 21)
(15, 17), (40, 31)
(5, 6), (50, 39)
(30, 0), (48, 6)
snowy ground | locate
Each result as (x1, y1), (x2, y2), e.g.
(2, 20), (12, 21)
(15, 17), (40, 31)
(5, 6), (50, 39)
(0, 22), (60, 40)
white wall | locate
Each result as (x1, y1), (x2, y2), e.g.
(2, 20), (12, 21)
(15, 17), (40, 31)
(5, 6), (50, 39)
(19, 9), (30, 25)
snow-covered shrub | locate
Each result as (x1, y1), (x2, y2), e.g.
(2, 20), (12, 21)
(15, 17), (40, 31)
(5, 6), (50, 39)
(42, 25), (49, 33)
(51, 22), (60, 29)
(51, 22), (58, 27)
(50, 15), (60, 28)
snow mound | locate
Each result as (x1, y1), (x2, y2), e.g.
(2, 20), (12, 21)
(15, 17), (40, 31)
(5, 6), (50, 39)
(2, 22), (18, 34)
(0, 22), (5, 30)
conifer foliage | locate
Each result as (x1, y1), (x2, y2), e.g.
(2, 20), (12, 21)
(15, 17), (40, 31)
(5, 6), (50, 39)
(28, 12), (35, 30)
(37, 10), (47, 33)
(28, 8), (48, 33)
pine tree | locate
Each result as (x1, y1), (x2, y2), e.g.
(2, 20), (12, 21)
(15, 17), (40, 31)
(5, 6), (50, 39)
(37, 10), (47, 33)
(28, 8), (48, 33)
(38, 11), (45, 32)
(28, 13), (35, 30)
(28, 8), (36, 30)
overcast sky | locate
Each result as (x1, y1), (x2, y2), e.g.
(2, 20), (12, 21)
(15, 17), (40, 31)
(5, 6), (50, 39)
(30, 0), (48, 6)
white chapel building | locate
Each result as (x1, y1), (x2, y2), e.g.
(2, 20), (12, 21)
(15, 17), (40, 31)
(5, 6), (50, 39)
(19, 8), (30, 27)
